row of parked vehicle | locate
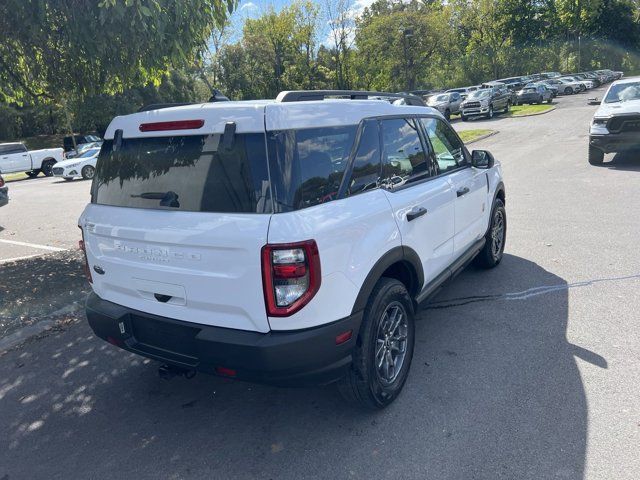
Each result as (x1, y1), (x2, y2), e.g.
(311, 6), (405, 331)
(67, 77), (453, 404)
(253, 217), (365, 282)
(421, 69), (624, 121)
(0, 134), (103, 185)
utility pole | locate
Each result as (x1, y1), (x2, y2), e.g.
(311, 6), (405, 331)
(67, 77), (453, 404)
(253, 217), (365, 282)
(400, 28), (414, 91)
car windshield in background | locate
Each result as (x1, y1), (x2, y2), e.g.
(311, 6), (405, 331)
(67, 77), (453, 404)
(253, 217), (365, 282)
(268, 125), (357, 212)
(468, 90), (490, 99)
(428, 94), (449, 104)
(79, 148), (100, 158)
(604, 82), (640, 103)
(93, 134), (271, 213)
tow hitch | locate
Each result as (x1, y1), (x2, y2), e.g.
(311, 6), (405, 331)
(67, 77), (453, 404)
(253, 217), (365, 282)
(158, 364), (197, 380)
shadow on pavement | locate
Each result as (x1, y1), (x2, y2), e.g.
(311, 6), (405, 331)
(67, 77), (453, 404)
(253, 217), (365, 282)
(0, 254), (600, 479)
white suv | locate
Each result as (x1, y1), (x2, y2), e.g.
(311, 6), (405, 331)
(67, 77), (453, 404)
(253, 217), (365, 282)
(80, 90), (506, 409)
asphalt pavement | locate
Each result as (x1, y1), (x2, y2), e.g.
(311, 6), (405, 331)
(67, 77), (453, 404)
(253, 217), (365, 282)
(0, 86), (639, 479)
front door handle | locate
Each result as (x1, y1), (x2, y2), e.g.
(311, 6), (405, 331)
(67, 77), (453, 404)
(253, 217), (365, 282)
(406, 207), (428, 222)
(456, 187), (470, 197)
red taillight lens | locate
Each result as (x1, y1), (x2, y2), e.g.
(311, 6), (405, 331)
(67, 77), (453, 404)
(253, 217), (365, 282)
(139, 119), (204, 132)
(261, 240), (321, 317)
(78, 228), (92, 284)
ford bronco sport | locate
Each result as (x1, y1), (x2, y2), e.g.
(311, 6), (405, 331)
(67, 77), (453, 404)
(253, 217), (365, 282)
(80, 90), (506, 409)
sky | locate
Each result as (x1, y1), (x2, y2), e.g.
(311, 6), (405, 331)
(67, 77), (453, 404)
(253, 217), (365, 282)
(231, 0), (377, 43)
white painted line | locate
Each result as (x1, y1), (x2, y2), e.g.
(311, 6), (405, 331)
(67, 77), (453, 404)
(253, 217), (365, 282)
(0, 253), (52, 264)
(0, 238), (67, 252)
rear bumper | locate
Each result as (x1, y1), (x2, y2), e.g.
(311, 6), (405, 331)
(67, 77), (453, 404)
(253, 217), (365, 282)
(590, 133), (640, 154)
(85, 293), (362, 386)
(0, 186), (8, 207)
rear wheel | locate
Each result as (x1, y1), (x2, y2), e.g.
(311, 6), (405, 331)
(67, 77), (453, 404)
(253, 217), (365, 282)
(475, 199), (506, 268)
(81, 165), (95, 180)
(41, 160), (55, 177)
(564, 87), (572, 95)
(588, 145), (604, 165)
(338, 277), (415, 409)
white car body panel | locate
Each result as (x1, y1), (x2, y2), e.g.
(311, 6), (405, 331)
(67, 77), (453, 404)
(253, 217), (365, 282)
(80, 99), (502, 334)
(53, 151), (99, 178)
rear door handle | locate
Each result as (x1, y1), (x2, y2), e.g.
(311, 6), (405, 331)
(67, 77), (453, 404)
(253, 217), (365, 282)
(456, 187), (470, 197)
(406, 207), (428, 222)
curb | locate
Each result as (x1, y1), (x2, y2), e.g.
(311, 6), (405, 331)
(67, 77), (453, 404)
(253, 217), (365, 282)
(464, 130), (499, 145)
(508, 105), (556, 118)
(0, 303), (80, 353)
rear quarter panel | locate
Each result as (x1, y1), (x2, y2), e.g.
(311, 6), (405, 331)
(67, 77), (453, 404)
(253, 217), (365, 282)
(266, 189), (400, 331)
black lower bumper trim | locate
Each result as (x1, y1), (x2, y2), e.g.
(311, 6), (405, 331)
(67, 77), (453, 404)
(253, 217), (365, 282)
(590, 133), (640, 154)
(85, 293), (362, 386)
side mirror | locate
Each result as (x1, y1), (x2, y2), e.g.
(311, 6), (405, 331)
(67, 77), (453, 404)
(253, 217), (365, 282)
(471, 150), (495, 169)
(588, 97), (600, 105)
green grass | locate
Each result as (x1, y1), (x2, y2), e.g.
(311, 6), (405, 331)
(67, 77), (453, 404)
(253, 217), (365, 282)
(457, 129), (494, 143)
(507, 104), (554, 117)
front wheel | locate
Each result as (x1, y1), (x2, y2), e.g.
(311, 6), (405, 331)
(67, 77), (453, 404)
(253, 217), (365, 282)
(475, 199), (506, 268)
(338, 278), (415, 409)
(81, 165), (95, 180)
(588, 145), (604, 165)
(486, 105), (494, 119)
(564, 87), (572, 95)
(461, 114), (468, 122)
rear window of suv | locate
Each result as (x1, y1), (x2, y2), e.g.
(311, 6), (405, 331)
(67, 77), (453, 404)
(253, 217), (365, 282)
(92, 134), (272, 213)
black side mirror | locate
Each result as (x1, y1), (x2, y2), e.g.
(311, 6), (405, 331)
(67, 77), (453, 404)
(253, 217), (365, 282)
(471, 150), (495, 169)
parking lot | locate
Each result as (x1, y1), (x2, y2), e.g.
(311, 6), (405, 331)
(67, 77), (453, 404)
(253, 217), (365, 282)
(1, 86), (639, 479)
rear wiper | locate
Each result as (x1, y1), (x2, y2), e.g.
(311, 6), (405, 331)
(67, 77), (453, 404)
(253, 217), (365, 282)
(130, 191), (180, 208)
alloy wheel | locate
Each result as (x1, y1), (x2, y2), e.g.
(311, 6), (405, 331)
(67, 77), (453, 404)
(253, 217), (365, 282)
(491, 209), (505, 258)
(375, 302), (409, 384)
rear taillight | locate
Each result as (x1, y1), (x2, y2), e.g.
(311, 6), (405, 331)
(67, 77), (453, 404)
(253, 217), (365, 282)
(261, 240), (321, 317)
(139, 119), (204, 132)
(0, 176), (4, 187)
(78, 228), (92, 284)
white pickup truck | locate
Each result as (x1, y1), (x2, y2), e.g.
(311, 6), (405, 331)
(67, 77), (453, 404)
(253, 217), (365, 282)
(0, 142), (64, 178)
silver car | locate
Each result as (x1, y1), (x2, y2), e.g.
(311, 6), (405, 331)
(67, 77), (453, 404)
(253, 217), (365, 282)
(427, 92), (463, 120)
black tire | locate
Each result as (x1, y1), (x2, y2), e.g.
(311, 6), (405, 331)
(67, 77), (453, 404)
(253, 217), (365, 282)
(547, 97), (553, 104)
(26, 170), (40, 178)
(81, 165), (95, 180)
(338, 277), (415, 410)
(504, 102), (510, 113)
(564, 87), (572, 95)
(475, 199), (506, 269)
(461, 114), (468, 122)
(486, 105), (494, 119)
(41, 160), (55, 177)
(444, 109), (451, 121)
(588, 145), (604, 165)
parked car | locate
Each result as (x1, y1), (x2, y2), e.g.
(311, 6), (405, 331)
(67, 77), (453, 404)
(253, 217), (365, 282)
(533, 81), (558, 97)
(0, 142), (63, 177)
(445, 87), (477, 100)
(555, 78), (582, 95)
(562, 76), (592, 90)
(576, 73), (601, 88)
(427, 92), (463, 119)
(65, 141), (103, 159)
(540, 72), (562, 79)
(461, 86), (512, 120)
(0, 174), (8, 207)
(516, 84), (554, 105)
(63, 135), (101, 152)
(53, 147), (100, 180)
(80, 90), (507, 409)
(496, 76), (527, 92)
(588, 78), (640, 164)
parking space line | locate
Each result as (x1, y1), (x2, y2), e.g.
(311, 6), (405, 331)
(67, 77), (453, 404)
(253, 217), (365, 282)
(0, 239), (68, 252)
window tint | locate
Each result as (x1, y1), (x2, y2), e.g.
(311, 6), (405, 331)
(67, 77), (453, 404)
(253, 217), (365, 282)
(380, 118), (430, 188)
(0, 144), (26, 155)
(93, 134), (271, 213)
(268, 125), (356, 211)
(348, 120), (381, 196)
(421, 118), (466, 174)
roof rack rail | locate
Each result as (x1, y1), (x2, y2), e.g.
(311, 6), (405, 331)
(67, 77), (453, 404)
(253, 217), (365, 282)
(275, 90), (426, 106)
(138, 103), (194, 113)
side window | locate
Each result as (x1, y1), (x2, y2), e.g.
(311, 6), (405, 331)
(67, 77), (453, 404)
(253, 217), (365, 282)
(348, 120), (381, 196)
(0, 144), (26, 155)
(421, 117), (466, 174)
(380, 118), (430, 188)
